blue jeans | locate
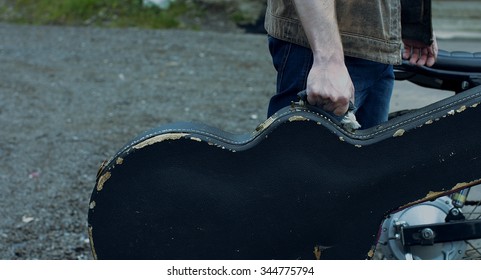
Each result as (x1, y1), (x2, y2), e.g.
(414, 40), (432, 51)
(267, 36), (394, 129)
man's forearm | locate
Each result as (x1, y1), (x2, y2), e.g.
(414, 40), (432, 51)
(293, 0), (344, 63)
(293, 0), (353, 116)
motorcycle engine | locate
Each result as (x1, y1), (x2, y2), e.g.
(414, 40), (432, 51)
(377, 196), (466, 260)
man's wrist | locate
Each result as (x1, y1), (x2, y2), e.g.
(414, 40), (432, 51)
(312, 51), (345, 68)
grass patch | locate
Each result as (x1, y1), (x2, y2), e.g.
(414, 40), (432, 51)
(0, 0), (197, 29)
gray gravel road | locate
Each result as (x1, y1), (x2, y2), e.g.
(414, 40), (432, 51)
(0, 23), (275, 259)
(0, 23), (480, 259)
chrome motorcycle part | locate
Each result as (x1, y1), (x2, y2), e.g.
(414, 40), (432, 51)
(378, 196), (466, 260)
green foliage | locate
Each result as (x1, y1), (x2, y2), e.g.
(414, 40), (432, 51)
(1, 0), (194, 28)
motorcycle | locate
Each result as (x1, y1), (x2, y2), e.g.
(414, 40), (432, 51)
(376, 49), (481, 260)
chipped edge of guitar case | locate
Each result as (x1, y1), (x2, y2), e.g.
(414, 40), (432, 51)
(97, 84), (481, 171)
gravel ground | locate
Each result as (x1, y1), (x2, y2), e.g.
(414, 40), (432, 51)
(0, 23), (274, 259)
(0, 22), (480, 260)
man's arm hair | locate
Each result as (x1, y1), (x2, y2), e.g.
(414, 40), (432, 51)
(293, 0), (344, 65)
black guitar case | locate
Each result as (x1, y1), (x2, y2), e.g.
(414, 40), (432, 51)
(88, 85), (481, 260)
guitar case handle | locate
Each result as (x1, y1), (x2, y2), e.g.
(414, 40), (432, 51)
(296, 90), (361, 131)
